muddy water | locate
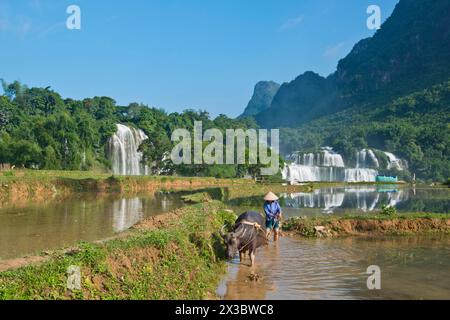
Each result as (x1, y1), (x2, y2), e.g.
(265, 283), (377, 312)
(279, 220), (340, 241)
(217, 236), (450, 300)
(0, 193), (184, 260)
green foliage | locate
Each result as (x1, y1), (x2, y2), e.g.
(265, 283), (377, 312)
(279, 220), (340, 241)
(381, 205), (397, 216)
(279, 81), (450, 182)
(1, 80), (275, 178)
(249, 1), (450, 182)
(445, 179), (450, 187)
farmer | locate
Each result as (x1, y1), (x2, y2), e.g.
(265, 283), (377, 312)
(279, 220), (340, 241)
(263, 192), (282, 242)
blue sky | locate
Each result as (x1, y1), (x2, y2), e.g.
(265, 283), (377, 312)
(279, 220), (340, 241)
(0, 0), (398, 117)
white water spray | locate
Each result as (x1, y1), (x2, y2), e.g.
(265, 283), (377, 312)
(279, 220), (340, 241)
(107, 124), (149, 175)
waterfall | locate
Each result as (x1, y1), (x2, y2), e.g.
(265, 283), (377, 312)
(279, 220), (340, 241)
(356, 149), (365, 168)
(356, 149), (379, 168)
(282, 164), (347, 182)
(384, 152), (405, 171)
(283, 147), (407, 184)
(344, 168), (378, 182)
(107, 124), (149, 175)
(284, 164), (378, 183)
(303, 153), (315, 166)
(283, 147), (374, 183)
(322, 149), (345, 167)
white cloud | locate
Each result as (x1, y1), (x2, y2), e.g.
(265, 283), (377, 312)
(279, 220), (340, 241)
(279, 15), (304, 31)
(0, 9), (33, 37)
(37, 21), (65, 39)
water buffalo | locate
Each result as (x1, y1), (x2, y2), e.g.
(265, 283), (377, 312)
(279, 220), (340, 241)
(221, 211), (268, 266)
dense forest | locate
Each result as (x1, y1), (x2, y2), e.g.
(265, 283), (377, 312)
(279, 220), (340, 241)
(278, 80), (450, 182)
(239, 0), (450, 182)
(0, 80), (282, 179)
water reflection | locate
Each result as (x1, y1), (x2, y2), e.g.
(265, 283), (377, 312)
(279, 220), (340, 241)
(282, 186), (410, 215)
(218, 236), (450, 300)
(228, 186), (450, 216)
(0, 193), (183, 260)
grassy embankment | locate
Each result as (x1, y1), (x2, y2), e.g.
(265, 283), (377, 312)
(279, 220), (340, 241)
(0, 199), (235, 300)
(186, 188), (450, 238)
(0, 169), (255, 204)
(283, 213), (450, 237)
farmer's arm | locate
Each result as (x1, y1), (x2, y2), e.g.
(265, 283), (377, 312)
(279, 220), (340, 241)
(276, 202), (282, 219)
(264, 202), (271, 216)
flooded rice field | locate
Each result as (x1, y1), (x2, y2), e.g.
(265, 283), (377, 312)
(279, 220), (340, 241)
(218, 235), (450, 300)
(0, 193), (184, 260)
(219, 185), (450, 299)
(2, 184), (449, 299)
(228, 185), (450, 217)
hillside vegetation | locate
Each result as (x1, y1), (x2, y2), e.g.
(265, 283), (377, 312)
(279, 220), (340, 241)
(0, 80), (274, 179)
(242, 0), (450, 182)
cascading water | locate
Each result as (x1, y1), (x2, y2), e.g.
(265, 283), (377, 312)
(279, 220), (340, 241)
(344, 168), (378, 183)
(356, 149), (379, 168)
(384, 152), (405, 171)
(321, 148), (345, 167)
(107, 124), (149, 175)
(283, 147), (405, 183)
(303, 153), (315, 166)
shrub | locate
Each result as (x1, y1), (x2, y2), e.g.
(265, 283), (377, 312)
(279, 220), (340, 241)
(381, 204), (397, 216)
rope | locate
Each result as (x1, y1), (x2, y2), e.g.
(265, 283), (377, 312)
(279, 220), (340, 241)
(236, 220), (268, 252)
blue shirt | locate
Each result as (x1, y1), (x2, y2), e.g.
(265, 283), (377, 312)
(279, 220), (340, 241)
(264, 201), (281, 220)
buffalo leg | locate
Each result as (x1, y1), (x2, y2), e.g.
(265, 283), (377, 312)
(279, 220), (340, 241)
(250, 250), (256, 267)
(239, 251), (244, 263)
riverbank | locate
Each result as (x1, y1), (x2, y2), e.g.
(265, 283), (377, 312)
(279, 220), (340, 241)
(283, 213), (450, 237)
(0, 170), (255, 205)
(0, 200), (235, 299)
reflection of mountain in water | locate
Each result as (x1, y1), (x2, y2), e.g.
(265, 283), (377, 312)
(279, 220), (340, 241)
(282, 187), (409, 214)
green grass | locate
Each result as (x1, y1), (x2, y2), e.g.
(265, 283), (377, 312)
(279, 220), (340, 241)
(283, 212), (450, 237)
(181, 192), (213, 204)
(0, 170), (256, 203)
(0, 201), (236, 300)
(0, 169), (252, 183)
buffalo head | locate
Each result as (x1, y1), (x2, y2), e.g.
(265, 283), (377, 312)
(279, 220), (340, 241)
(220, 225), (245, 260)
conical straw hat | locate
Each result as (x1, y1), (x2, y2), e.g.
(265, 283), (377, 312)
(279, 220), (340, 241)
(264, 192), (279, 201)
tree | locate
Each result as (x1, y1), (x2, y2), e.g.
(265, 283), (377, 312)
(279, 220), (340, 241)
(10, 140), (42, 168)
(139, 129), (173, 174)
